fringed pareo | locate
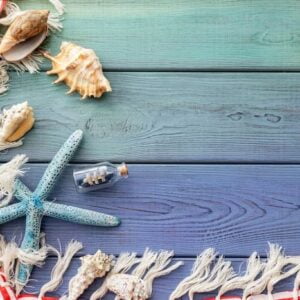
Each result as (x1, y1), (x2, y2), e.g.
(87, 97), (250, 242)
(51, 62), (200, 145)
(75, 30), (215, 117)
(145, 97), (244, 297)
(90, 249), (183, 300)
(0, 234), (80, 297)
(0, 155), (28, 207)
(170, 244), (300, 300)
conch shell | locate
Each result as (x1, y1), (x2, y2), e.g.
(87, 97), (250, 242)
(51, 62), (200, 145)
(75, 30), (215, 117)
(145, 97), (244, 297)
(0, 102), (35, 150)
(0, 10), (49, 61)
(43, 42), (112, 99)
(64, 250), (114, 300)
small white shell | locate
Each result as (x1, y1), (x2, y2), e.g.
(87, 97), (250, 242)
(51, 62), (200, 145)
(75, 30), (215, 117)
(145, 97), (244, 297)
(0, 101), (34, 143)
(44, 42), (112, 99)
(106, 274), (148, 300)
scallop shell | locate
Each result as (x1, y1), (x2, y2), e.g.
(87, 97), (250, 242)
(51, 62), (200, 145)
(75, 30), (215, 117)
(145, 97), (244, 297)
(0, 101), (35, 142)
(0, 10), (49, 61)
(43, 42), (112, 99)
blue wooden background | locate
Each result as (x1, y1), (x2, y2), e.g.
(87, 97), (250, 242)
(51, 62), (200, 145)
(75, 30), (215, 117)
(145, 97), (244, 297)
(2, 0), (300, 299)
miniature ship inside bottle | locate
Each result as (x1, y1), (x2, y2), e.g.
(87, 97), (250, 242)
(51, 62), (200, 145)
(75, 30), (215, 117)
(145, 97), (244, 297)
(73, 162), (128, 193)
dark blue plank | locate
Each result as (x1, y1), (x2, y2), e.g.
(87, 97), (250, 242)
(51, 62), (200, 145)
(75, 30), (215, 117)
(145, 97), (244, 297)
(1, 164), (300, 257)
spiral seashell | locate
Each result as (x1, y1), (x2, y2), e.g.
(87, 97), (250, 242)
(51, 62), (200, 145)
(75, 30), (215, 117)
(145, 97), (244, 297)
(0, 10), (49, 61)
(43, 41), (112, 99)
(106, 274), (149, 300)
(0, 101), (35, 142)
(66, 250), (114, 300)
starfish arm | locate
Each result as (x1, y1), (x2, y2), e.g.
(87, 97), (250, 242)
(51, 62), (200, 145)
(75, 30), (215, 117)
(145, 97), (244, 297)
(0, 202), (26, 224)
(16, 202), (43, 291)
(14, 179), (32, 202)
(34, 130), (83, 200)
(43, 202), (121, 227)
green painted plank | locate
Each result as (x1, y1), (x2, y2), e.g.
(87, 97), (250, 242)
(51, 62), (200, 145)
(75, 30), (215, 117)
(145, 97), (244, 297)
(1, 71), (300, 163)
(13, 0), (300, 70)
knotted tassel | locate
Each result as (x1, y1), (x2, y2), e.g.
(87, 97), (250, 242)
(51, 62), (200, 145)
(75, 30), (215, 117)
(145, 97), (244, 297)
(170, 248), (217, 300)
(38, 240), (83, 300)
(188, 256), (235, 300)
(267, 256), (300, 300)
(242, 244), (285, 300)
(217, 252), (263, 300)
(0, 154), (28, 207)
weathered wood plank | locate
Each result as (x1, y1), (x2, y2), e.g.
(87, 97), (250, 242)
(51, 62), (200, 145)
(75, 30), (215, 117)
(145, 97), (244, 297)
(27, 257), (297, 299)
(1, 72), (300, 163)
(2, 164), (300, 257)
(14, 0), (300, 70)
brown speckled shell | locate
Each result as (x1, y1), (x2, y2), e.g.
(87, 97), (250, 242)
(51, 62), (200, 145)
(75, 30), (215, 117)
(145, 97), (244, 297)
(0, 10), (49, 54)
(44, 42), (112, 99)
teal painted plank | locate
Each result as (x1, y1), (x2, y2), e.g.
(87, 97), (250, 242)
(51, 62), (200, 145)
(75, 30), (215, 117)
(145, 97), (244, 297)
(1, 72), (300, 163)
(2, 164), (300, 257)
(28, 257), (296, 299)
(12, 0), (300, 70)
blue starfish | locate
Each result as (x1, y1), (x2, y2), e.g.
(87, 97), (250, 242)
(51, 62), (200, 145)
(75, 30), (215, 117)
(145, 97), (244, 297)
(0, 130), (120, 292)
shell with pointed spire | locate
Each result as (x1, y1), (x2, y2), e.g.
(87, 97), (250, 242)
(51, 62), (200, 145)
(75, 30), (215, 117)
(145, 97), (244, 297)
(43, 42), (112, 99)
(0, 10), (49, 61)
(0, 101), (35, 142)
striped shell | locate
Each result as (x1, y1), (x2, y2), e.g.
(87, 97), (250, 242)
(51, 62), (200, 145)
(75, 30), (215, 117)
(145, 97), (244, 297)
(44, 42), (112, 99)
(0, 101), (35, 142)
(0, 10), (49, 61)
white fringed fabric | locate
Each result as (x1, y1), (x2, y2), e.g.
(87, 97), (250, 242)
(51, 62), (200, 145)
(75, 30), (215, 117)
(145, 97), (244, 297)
(170, 248), (217, 300)
(38, 241), (83, 299)
(91, 249), (183, 300)
(170, 244), (300, 300)
(0, 154), (28, 207)
(217, 252), (263, 300)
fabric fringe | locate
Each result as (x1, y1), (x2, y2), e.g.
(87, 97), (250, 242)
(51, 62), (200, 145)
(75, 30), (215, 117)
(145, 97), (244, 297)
(143, 250), (183, 297)
(188, 256), (235, 300)
(48, 0), (65, 16)
(38, 240), (83, 300)
(0, 60), (9, 94)
(170, 248), (217, 300)
(0, 154), (28, 207)
(267, 256), (300, 300)
(131, 248), (157, 279)
(216, 252), (263, 300)
(242, 244), (284, 300)
(293, 270), (300, 300)
(91, 249), (182, 300)
(170, 244), (300, 300)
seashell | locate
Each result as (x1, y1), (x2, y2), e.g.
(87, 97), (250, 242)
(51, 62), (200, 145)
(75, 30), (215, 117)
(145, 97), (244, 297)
(0, 10), (49, 62)
(66, 250), (114, 300)
(107, 274), (149, 300)
(0, 101), (35, 143)
(43, 41), (112, 99)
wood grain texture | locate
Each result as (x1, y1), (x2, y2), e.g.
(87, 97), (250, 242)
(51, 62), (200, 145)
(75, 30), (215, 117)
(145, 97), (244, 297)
(2, 164), (300, 257)
(1, 72), (300, 163)
(27, 257), (295, 300)
(14, 0), (300, 70)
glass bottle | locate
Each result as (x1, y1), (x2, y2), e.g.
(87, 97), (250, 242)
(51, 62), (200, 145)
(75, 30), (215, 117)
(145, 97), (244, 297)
(73, 162), (128, 193)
